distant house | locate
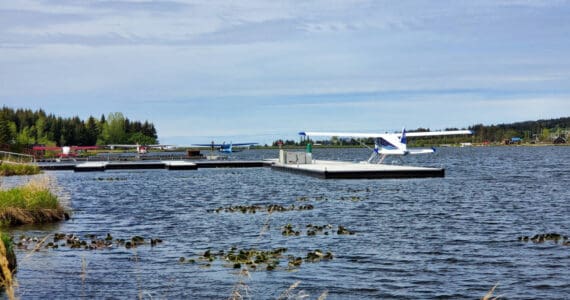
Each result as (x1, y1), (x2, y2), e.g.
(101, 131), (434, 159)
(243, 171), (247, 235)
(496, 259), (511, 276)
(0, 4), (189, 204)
(505, 137), (522, 145)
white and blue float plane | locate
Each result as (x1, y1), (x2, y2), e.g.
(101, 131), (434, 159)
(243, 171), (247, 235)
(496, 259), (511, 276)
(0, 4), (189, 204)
(299, 128), (472, 164)
(193, 141), (258, 153)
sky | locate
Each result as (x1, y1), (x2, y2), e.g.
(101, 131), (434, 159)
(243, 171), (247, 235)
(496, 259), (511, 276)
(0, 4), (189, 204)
(1, 0), (570, 145)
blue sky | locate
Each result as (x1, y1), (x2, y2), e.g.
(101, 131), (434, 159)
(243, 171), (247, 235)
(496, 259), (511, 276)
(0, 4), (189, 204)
(1, 0), (569, 145)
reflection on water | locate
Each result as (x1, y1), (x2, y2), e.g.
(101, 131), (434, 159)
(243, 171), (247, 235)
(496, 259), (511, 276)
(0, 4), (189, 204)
(7, 146), (570, 299)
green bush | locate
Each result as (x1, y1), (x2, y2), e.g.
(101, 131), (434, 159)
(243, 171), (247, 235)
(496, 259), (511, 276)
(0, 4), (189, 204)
(0, 162), (41, 176)
(0, 187), (59, 210)
(0, 177), (66, 226)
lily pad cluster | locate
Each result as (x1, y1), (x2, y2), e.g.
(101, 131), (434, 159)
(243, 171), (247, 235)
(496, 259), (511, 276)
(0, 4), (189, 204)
(287, 250), (333, 268)
(518, 233), (570, 245)
(281, 224), (356, 236)
(180, 247), (286, 271)
(16, 233), (163, 250)
(305, 249), (334, 262)
(180, 246), (333, 271)
(211, 204), (314, 214)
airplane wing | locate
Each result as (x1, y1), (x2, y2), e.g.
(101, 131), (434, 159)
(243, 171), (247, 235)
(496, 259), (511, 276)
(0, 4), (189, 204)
(107, 144), (138, 148)
(33, 146), (99, 150)
(193, 143), (225, 147)
(72, 146), (99, 150)
(299, 130), (472, 138)
(299, 132), (388, 138)
(192, 142), (257, 147)
(107, 144), (173, 150)
(404, 130), (472, 137)
(32, 146), (62, 151)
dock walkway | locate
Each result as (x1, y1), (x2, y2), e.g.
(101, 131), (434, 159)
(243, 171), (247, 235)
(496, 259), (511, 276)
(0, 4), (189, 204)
(39, 160), (272, 172)
(271, 159), (444, 179)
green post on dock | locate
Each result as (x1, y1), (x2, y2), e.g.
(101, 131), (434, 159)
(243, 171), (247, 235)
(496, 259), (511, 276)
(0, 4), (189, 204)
(305, 143), (313, 164)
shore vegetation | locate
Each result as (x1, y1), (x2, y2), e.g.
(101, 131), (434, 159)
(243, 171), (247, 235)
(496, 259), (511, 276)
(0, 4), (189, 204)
(0, 232), (16, 299)
(0, 176), (68, 226)
(0, 161), (41, 176)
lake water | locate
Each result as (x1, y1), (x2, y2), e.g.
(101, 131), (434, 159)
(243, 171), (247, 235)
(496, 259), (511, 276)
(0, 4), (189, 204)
(5, 146), (570, 299)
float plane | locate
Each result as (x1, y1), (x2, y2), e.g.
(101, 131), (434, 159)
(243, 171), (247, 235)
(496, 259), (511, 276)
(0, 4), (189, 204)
(299, 128), (472, 164)
(107, 144), (174, 154)
(32, 145), (99, 159)
(192, 141), (258, 153)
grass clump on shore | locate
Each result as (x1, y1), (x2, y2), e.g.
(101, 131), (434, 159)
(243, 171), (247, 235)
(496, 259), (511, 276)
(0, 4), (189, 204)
(0, 232), (16, 299)
(0, 161), (40, 177)
(0, 177), (68, 226)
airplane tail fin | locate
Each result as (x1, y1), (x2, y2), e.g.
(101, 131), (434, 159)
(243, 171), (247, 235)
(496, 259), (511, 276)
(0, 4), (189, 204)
(400, 128), (407, 152)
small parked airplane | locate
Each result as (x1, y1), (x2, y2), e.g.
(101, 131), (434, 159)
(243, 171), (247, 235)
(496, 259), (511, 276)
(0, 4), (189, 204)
(192, 141), (258, 153)
(107, 144), (174, 154)
(299, 128), (472, 164)
(32, 145), (99, 158)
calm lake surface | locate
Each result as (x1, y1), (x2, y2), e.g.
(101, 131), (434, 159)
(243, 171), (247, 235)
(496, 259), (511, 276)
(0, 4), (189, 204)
(5, 146), (570, 299)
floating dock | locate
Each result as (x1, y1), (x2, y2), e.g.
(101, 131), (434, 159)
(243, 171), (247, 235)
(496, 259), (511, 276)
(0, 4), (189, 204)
(38, 160), (270, 172)
(38, 158), (445, 179)
(73, 161), (197, 172)
(271, 159), (444, 179)
(74, 162), (108, 172)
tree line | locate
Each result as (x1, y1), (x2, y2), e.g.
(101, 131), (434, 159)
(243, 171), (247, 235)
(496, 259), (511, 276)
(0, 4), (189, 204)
(467, 117), (569, 144)
(272, 116), (570, 146)
(0, 107), (158, 151)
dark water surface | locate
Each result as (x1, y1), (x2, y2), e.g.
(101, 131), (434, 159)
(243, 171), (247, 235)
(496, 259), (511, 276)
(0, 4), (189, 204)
(6, 146), (570, 299)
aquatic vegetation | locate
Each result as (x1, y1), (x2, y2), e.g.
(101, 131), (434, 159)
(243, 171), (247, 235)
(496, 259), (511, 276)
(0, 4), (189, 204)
(186, 246), (333, 272)
(305, 249), (334, 263)
(339, 196), (361, 201)
(517, 233), (569, 245)
(296, 195), (362, 202)
(281, 224), (301, 236)
(16, 233), (163, 251)
(212, 204), (314, 214)
(0, 177), (68, 226)
(226, 247), (285, 271)
(94, 177), (128, 181)
(307, 224), (334, 236)
(0, 232), (16, 298)
(345, 187), (371, 193)
(0, 162), (41, 177)
(281, 224), (353, 237)
(337, 225), (355, 235)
